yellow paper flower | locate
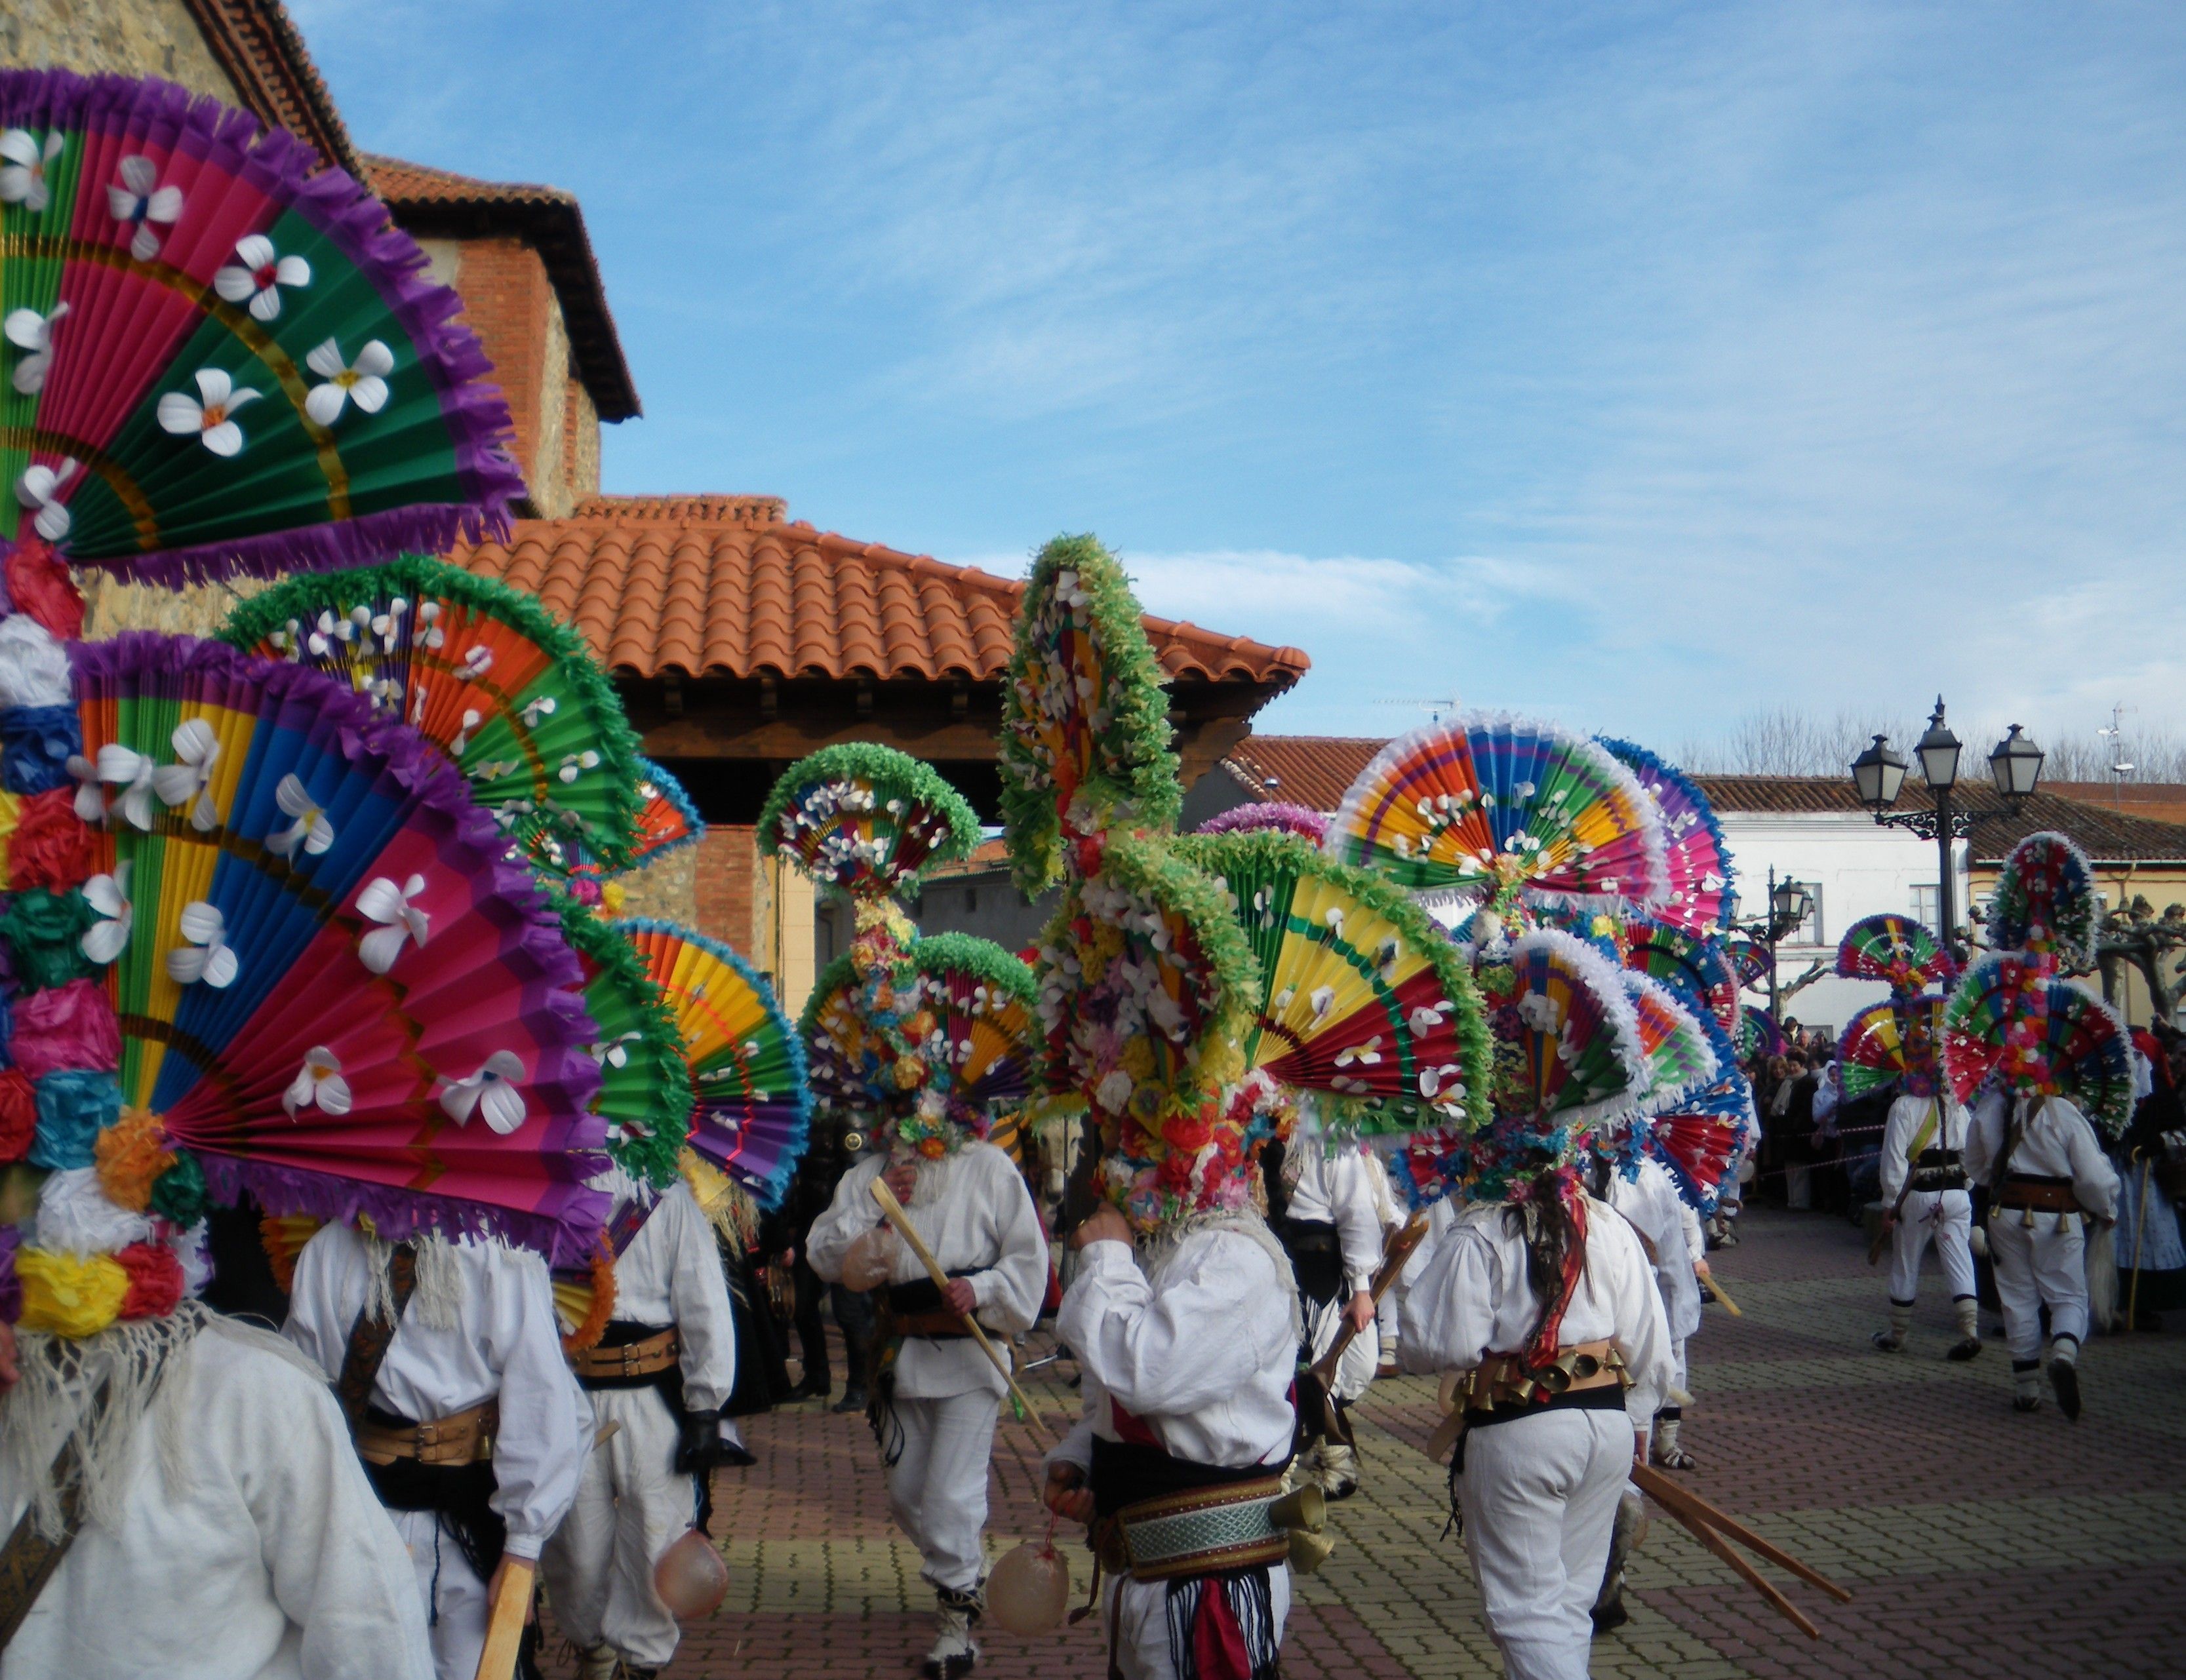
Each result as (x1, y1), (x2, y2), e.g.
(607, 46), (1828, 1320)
(18, 1247), (130, 1338)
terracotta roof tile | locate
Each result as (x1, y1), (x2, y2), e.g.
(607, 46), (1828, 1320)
(182, 0), (357, 174)
(453, 498), (1311, 690)
(1223, 736), (1385, 812)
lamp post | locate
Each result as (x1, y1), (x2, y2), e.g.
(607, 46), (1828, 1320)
(1729, 870), (1815, 1030)
(1850, 698), (2045, 955)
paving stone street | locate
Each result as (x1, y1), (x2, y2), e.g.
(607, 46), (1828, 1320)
(544, 1209), (2186, 1679)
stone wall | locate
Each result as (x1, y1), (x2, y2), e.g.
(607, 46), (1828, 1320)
(2, 0), (234, 96)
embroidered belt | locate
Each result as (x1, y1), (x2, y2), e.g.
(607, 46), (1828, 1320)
(356, 1399), (498, 1466)
(1458, 1339), (1626, 1413)
(570, 1327), (679, 1382)
(1998, 1175), (2078, 1213)
(1094, 1475), (1290, 1582)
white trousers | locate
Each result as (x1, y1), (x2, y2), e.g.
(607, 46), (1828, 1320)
(540, 1386), (699, 1669)
(889, 1391), (999, 1593)
(1103, 1565), (1293, 1680)
(391, 1506), (491, 1680)
(1304, 1295), (1380, 1404)
(1888, 1189), (1975, 1303)
(1460, 1407), (1633, 1680)
(1987, 1211), (2087, 1362)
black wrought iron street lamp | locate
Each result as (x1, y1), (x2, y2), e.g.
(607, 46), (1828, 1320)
(1849, 698), (2045, 953)
(1726, 868), (1814, 1028)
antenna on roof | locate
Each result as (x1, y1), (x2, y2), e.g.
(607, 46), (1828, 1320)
(2098, 703), (2136, 806)
(1374, 696), (1461, 724)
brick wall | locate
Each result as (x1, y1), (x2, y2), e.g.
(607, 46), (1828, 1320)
(4, 0), (235, 96)
(438, 237), (559, 512)
(694, 825), (759, 954)
(562, 377), (601, 503)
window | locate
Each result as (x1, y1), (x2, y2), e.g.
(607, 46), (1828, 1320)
(1787, 882), (1823, 947)
(1911, 884), (1941, 931)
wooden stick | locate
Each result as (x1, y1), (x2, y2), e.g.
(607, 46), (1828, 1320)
(1700, 1268), (1744, 1318)
(871, 1179), (1054, 1441)
(471, 1555), (535, 1680)
(1631, 1462), (1852, 1602)
(1309, 1213), (1429, 1388)
(1656, 1496), (1820, 1639)
(2128, 1156), (2152, 1329)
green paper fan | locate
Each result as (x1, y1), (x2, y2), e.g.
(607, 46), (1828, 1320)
(554, 899), (692, 1190)
(759, 742), (981, 899)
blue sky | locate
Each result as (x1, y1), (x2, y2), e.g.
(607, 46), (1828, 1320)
(293, 1), (2186, 753)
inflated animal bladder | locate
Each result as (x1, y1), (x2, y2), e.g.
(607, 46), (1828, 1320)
(984, 1538), (1071, 1635)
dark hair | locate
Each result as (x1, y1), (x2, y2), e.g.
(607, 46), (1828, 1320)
(1501, 1160), (1582, 1359)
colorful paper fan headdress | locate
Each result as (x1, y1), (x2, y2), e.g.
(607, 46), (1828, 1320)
(625, 758), (703, 870)
(1942, 954), (2134, 1138)
(1597, 739), (1734, 937)
(1724, 935), (1772, 992)
(1621, 971), (1719, 1118)
(998, 534), (1183, 894)
(1736, 1004), (1788, 1064)
(1623, 919), (1740, 1036)
(1324, 713), (1669, 923)
(1194, 802), (1329, 844)
(554, 901), (692, 1190)
(1647, 1055), (1758, 1216)
(760, 742), (981, 905)
(1837, 994), (1947, 1104)
(1985, 831), (2099, 969)
(621, 920), (810, 1210)
(1170, 829), (1490, 1136)
(0, 71), (519, 592)
(220, 555), (646, 872)
(1836, 912), (1955, 997)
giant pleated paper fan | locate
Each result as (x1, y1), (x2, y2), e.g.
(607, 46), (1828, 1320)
(626, 758), (702, 870)
(1624, 920), (1740, 1035)
(1942, 954), (2134, 1137)
(1475, 929), (1649, 1133)
(1724, 935), (1771, 992)
(1598, 739), (1734, 937)
(66, 633), (605, 1262)
(1836, 912), (1955, 997)
(1622, 970), (1719, 1116)
(907, 932), (1041, 1135)
(1837, 994), (1947, 1104)
(622, 920), (810, 1209)
(999, 534), (1183, 894)
(1986, 831), (2100, 969)
(1172, 829), (1490, 1135)
(220, 555), (645, 872)
(1326, 714), (1669, 918)
(0, 71), (519, 587)
(1649, 1068), (1758, 1215)
(555, 901), (692, 1189)
(759, 743), (981, 901)
(1735, 1004), (1787, 1064)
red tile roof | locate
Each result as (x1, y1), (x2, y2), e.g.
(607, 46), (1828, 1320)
(364, 157), (639, 422)
(2044, 782), (2186, 829)
(454, 498), (1313, 688)
(1223, 736), (1383, 812)
(181, 0), (357, 174)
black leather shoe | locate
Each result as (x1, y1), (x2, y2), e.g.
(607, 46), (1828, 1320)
(831, 1388), (869, 1415)
(2048, 1360), (2082, 1422)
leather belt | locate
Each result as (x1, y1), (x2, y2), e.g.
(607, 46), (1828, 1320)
(1094, 1474), (1290, 1582)
(570, 1327), (679, 1381)
(892, 1311), (970, 1340)
(1458, 1338), (1626, 1414)
(356, 1400), (498, 1466)
(1998, 1175), (2079, 1213)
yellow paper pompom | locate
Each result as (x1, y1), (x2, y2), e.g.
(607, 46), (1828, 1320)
(94, 1109), (174, 1213)
(601, 881), (627, 915)
(18, 1247), (130, 1338)
(0, 789), (19, 874)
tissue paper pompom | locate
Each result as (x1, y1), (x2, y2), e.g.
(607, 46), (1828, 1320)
(115, 1241), (185, 1319)
(30, 1070), (121, 1171)
(94, 1109), (173, 1212)
(0, 705), (81, 797)
(0, 614), (71, 710)
(35, 1165), (152, 1257)
(149, 1147), (209, 1228)
(14, 981), (121, 1078)
(0, 1069), (33, 1162)
(18, 1247), (129, 1336)
(1, 888), (96, 991)
(3, 541), (83, 641)
(7, 789), (92, 891)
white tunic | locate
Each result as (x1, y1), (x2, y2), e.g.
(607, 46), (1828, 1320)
(1400, 1196), (1673, 1428)
(0, 1314), (433, 1680)
(1878, 1093), (1970, 1201)
(1964, 1093), (2120, 1219)
(608, 1180), (738, 1411)
(805, 1144), (1047, 1400)
(1286, 1133), (1384, 1293)
(283, 1225), (591, 1559)
(1607, 1158), (1703, 1342)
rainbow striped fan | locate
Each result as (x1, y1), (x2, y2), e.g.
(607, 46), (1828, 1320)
(1475, 929), (1648, 1131)
(998, 535), (1183, 893)
(1735, 1005), (1787, 1063)
(1986, 831), (2099, 968)
(1034, 833), (1256, 1137)
(627, 759), (702, 869)
(220, 556), (644, 872)
(759, 743), (980, 900)
(1650, 1074), (1757, 1215)
(1599, 740), (1733, 936)
(1325, 715), (1668, 916)
(1837, 994), (1947, 1104)
(64, 634), (605, 1260)
(907, 933), (1040, 1135)
(1624, 920), (1739, 1034)
(0, 71), (517, 586)
(555, 902), (690, 1189)
(1942, 955), (2134, 1137)
(622, 920), (810, 1209)
(1836, 912), (1954, 996)
(1621, 971), (1719, 1116)
(1172, 830), (1488, 1133)
(1724, 936), (1771, 992)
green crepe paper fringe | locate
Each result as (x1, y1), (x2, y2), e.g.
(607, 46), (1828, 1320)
(218, 553), (649, 870)
(550, 896), (692, 1190)
(756, 741), (982, 895)
(999, 535), (1183, 896)
(909, 931), (1039, 1005)
(1172, 829), (1494, 1136)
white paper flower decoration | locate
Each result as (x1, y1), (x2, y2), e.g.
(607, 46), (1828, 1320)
(213, 235), (311, 322)
(13, 457), (77, 541)
(439, 1051), (528, 1135)
(556, 750), (600, 785)
(96, 742), (159, 831)
(66, 752), (107, 825)
(0, 130), (64, 212)
(303, 337), (393, 425)
(284, 1047), (351, 1119)
(3, 301), (66, 397)
(149, 718), (222, 830)
(589, 1030), (642, 1070)
(167, 902), (239, 988)
(157, 368), (262, 458)
(268, 773), (336, 858)
(81, 863), (133, 965)
(355, 874), (430, 974)
(107, 156), (184, 262)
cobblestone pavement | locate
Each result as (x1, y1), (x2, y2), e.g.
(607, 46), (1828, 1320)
(540, 1209), (2186, 1678)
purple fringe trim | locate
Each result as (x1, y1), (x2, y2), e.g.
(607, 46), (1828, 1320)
(0, 68), (523, 586)
(1195, 801), (1330, 842)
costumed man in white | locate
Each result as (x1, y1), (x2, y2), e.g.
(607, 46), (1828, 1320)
(1277, 1125), (1383, 1499)
(0, 1190), (432, 1680)
(1964, 1089), (2118, 1418)
(1366, 1144), (1409, 1377)
(542, 1167), (738, 1680)
(1043, 1198), (1300, 1680)
(806, 1141), (1046, 1679)
(285, 1224), (591, 1680)
(1404, 1175), (1672, 1680)
(1871, 1085), (1979, 1359)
